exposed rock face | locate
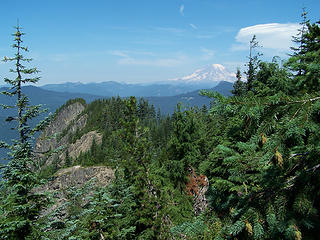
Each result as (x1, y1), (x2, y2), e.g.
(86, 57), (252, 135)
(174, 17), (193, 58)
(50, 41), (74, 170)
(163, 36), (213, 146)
(34, 101), (102, 168)
(44, 165), (114, 190)
(38, 166), (114, 222)
(193, 177), (209, 215)
(35, 102), (86, 154)
(59, 130), (102, 163)
(33, 100), (113, 226)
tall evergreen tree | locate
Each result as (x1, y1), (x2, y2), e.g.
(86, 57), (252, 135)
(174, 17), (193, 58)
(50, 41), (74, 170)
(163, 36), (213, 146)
(167, 104), (203, 190)
(118, 96), (161, 237)
(199, 16), (320, 239)
(245, 35), (262, 92)
(286, 10), (320, 93)
(0, 23), (48, 239)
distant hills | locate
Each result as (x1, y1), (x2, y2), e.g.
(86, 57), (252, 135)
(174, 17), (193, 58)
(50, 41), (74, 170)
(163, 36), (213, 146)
(1, 63), (235, 163)
(0, 86), (101, 116)
(40, 64), (235, 97)
(40, 81), (199, 97)
(147, 81), (233, 114)
(39, 81), (234, 114)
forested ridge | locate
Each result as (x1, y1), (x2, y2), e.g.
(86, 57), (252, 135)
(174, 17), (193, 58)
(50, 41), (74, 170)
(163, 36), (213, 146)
(0, 13), (320, 239)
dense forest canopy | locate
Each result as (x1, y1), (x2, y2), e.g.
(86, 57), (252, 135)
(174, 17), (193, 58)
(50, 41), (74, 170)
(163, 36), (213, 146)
(0, 12), (320, 240)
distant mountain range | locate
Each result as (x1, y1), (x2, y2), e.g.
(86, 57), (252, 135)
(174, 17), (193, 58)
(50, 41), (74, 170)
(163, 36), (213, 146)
(40, 81), (199, 97)
(1, 63), (235, 163)
(40, 64), (235, 97)
(147, 81), (233, 114)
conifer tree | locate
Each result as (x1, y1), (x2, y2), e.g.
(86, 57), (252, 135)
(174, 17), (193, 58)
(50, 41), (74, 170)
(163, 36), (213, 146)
(167, 104), (202, 190)
(200, 16), (320, 239)
(118, 96), (161, 237)
(286, 10), (320, 93)
(232, 68), (246, 96)
(245, 35), (262, 92)
(0, 23), (48, 239)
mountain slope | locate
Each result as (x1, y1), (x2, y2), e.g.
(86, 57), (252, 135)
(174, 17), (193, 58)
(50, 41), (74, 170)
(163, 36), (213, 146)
(0, 86), (101, 164)
(40, 64), (236, 97)
(147, 81), (233, 114)
(41, 81), (197, 97)
(0, 82), (234, 162)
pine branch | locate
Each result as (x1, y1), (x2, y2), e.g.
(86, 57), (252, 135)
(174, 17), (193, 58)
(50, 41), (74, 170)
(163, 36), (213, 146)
(287, 96), (320, 104)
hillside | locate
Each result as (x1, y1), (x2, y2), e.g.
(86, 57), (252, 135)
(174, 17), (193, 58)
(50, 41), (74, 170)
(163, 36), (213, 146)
(0, 86), (101, 164)
(0, 82), (233, 163)
(147, 81), (233, 114)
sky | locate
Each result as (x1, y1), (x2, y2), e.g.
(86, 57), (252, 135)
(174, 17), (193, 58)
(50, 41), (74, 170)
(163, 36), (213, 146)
(0, 0), (319, 85)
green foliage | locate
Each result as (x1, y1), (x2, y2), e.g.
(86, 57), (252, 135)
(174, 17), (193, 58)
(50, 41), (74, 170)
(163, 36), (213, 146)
(245, 35), (262, 92)
(2, 12), (320, 240)
(64, 149), (71, 167)
(232, 68), (246, 97)
(0, 23), (49, 239)
(199, 16), (320, 240)
(167, 104), (205, 190)
(171, 215), (208, 239)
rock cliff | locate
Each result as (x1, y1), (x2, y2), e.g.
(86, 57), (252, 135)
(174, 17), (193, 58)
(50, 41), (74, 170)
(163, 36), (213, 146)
(34, 99), (102, 168)
(37, 165), (114, 224)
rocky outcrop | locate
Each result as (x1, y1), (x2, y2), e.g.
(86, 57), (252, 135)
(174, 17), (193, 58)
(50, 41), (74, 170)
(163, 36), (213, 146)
(32, 99), (115, 231)
(59, 130), (102, 164)
(44, 165), (114, 190)
(38, 166), (114, 222)
(35, 101), (86, 154)
(34, 101), (103, 168)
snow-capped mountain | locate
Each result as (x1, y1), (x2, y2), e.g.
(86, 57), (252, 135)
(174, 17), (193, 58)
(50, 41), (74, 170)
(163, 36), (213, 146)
(170, 64), (236, 85)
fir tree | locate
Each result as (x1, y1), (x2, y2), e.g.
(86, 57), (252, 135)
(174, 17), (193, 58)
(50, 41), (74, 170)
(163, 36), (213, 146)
(118, 96), (161, 237)
(0, 23), (49, 239)
(232, 68), (246, 96)
(286, 10), (320, 93)
(199, 17), (320, 239)
(167, 104), (202, 190)
(245, 35), (262, 92)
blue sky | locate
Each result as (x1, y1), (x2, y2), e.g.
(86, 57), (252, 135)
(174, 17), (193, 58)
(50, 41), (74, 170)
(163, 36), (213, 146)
(0, 0), (319, 85)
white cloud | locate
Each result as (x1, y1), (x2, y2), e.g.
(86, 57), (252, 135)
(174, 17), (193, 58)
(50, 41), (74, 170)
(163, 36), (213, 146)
(110, 50), (187, 67)
(180, 5), (184, 16)
(189, 23), (198, 30)
(200, 47), (214, 60)
(232, 23), (300, 53)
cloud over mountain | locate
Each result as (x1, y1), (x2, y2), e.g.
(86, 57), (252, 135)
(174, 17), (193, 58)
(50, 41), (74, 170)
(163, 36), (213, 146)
(233, 23), (300, 52)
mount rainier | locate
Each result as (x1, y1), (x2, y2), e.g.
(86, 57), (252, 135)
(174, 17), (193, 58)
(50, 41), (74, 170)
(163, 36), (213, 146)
(170, 64), (236, 87)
